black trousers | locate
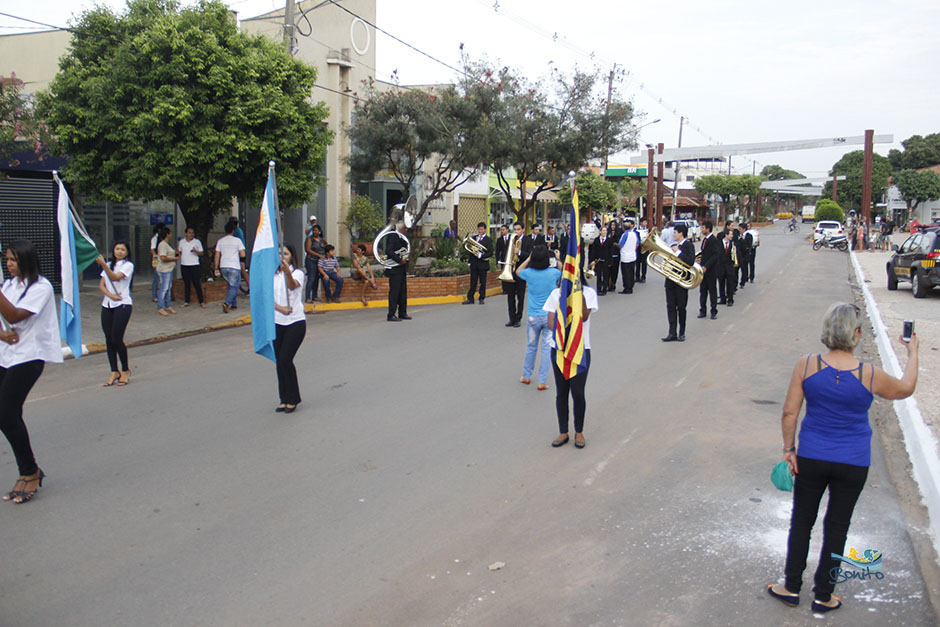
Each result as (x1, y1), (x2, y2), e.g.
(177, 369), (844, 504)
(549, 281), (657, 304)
(608, 259), (619, 291)
(181, 264), (204, 304)
(551, 348), (590, 434)
(635, 252), (649, 280)
(274, 320), (306, 404)
(467, 263), (488, 301)
(699, 271), (718, 315)
(739, 253), (750, 285)
(594, 261), (608, 294)
(505, 280), (526, 322)
(619, 261), (636, 291)
(784, 456), (868, 602)
(0, 360), (44, 476)
(747, 249), (756, 282)
(387, 269), (407, 317)
(718, 269), (737, 302)
(101, 305), (132, 372)
(665, 280), (688, 336)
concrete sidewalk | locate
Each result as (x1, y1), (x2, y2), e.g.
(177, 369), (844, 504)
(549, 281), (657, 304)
(75, 276), (504, 354)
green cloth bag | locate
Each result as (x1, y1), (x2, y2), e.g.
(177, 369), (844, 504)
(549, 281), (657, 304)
(771, 461), (794, 492)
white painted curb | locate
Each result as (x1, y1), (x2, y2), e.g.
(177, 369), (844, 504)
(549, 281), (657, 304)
(850, 250), (940, 562)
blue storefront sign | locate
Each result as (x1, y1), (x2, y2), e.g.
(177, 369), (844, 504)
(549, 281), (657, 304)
(150, 213), (174, 225)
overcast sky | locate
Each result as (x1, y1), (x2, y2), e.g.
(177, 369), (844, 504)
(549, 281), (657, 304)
(4, 0), (939, 177)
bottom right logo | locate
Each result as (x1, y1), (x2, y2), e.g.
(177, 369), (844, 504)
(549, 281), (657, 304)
(830, 547), (885, 584)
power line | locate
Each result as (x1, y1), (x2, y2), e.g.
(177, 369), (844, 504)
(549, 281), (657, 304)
(0, 11), (68, 32)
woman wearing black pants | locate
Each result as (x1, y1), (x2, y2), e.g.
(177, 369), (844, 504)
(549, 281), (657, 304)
(273, 244), (306, 413)
(0, 240), (63, 504)
(96, 242), (134, 386)
(543, 279), (599, 449)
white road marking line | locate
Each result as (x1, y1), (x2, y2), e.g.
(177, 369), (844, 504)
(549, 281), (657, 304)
(674, 376), (687, 388)
(745, 302), (753, 311)
(722, 322), (735, 336)
(585, 430), (637, 487)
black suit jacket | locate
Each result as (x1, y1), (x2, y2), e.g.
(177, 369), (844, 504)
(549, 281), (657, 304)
(717, 237), (736, 272)
(469, 234), (493, 268)
(494, 234), (510, 265)
(677, 239), (696, 266)
(699, 233), (721, 274)
(589, 237), (612, 263)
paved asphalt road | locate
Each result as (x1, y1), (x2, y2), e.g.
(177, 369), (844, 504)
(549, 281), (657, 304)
(1, 224), (935, 626)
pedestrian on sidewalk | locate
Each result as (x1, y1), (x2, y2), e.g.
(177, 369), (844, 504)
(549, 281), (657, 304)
(149, 224), (162, 303)
(214, 221), (246, 313)
(0, 239), (61, 504)
(96, 242), (134, 387)
(318, 245), (344, 303)
(350, 244), (377, 306)
(177, 227), (206, 307)
(155, 226), (178, 316)
(273, 244), (305, 413)
(304, 224), (326, 303)
(767, 303), (919, 614)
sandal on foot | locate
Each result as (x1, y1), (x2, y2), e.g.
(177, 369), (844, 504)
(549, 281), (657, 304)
(537, 383), (549, 391)
(3, 477), (27, 501)
(551, 435), (569, 447)
(116, 371), (130, 386)
(520, 377), (531, 385)
(574, 434), (586, 448)
(103, 372), (120, 387)
(811, 596), (842, 613)
(12, 470), (44, 504)
(766, 584), (799, 607)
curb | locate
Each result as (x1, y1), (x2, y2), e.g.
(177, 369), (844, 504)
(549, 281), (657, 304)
(82, 285), (504, 355)
(850, 249), (940, 559)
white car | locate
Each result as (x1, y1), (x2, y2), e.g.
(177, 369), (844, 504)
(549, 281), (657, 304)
(814, 220), (845, 241)
(674, 219), (702, 242)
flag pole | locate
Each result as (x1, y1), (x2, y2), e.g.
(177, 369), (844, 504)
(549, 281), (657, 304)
(269, 161), (289, 303)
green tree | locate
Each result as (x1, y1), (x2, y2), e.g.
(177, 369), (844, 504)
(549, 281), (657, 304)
(461, 59), (635, 228)
(894, 168), (940, 213)
(888, 134), (940, 170)
(1, 74), (55, 167)
(555, 170), (616, 213)
(39, 0), (332, 242)
(694, 174), (760, 218)
(822, 150), (892, 210)
(340, 194), (385, 243)
(346, 82), (485, 239)
(814, 198), (844, 222)
(759, 164), (805, 181)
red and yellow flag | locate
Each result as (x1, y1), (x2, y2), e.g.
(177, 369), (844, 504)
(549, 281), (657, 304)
(554, 187), (588, 379)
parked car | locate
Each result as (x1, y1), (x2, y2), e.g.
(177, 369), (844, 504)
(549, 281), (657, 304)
(674, 219), (701, 241)
(814, 220), (844, 241)
(886, 226), (940, 298)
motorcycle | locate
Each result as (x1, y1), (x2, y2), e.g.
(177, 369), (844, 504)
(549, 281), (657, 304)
(813, 232), (849, 252)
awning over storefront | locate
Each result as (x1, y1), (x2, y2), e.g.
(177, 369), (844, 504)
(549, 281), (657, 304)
(489, 186), (559, 202)
(606, 165), (648, 177)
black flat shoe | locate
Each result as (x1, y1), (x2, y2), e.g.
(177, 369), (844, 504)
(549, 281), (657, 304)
(697, 312), (706, 318)
(387, 316), (401, 322)
(275, 405), (286, 412)
(478, 300), (485, 304)
(677, 335), (685, 342)
(766, 584), (799, 607)
(574, 435), (585, 448)
(661, 335), (678, 342)
(512, 321), (521, 327)
(399, 314), (412, 320)
(551, 435), (569, 447)
(505, 321), (515, 327)
(710, 313), (718, 320)
(811, 597), (842, 613)
(462, 300), (474, 305)
(283, 404), (297, 414)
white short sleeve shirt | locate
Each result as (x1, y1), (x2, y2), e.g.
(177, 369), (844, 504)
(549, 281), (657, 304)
(542, 285), (598, 350)
(274, 268), (306, 326)
(100, 260), (134, 308)
(0, 277), (63, 366)
(179, 238), (204, 266)
(216, 235), (245, 269)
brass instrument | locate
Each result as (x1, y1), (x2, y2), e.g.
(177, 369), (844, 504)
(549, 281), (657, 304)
(498, 232), (521, 282)
(463, 233), (488, 257)
(641, 229), (704, 289)
(731, 238), (739, 267)
(585, 260), (597, 279)
(373, 196), (415, 268)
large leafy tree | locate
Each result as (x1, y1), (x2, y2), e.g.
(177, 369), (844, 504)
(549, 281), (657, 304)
(346, 81), (485, 235)
(694, 174), (761, 219)
(461, 60), (635, 228)
(822, 150), (892, 210)
(555, 170), (616, 214)
(759, 164), (805, 181)
(888, 134), (940, 170)
(39, 0), (332, 241)
(1, 74), (56, 167)
(894, 168), (940, 213)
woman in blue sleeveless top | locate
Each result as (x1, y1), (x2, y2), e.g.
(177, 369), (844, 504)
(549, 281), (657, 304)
(767, 303), (919, 613)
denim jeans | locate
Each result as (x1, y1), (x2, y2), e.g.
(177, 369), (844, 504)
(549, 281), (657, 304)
(321, 270), (344, 300)
(151, 269), (159, 300)
(157, 271), (173, 309)
(523, 314), (552, 384)
(221, 267), (241, 306)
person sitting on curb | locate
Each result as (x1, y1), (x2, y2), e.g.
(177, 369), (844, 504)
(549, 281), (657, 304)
(350, 244), (377, 306)
(318, 245), (344, 304)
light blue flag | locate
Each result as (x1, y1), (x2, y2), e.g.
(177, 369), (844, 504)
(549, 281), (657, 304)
(56, 175), (97, 358)
(249, 166), (280, 362)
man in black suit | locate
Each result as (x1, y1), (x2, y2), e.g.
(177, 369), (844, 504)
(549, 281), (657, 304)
(496, 222), (526, 326)
(589, 226), (611, 295)
(737, 223), (752, 287)
(716, 228), (738, 306)
(697, 220), (720, 320)
(663, 223), (695, 342)
(607, 219), (623, 292)
(463, 222), (493, 305)
(385, 220), (411, 322)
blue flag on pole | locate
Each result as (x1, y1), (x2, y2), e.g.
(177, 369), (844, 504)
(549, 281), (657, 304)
(56, 175), (98, 358)
(250, 166), (280, 362)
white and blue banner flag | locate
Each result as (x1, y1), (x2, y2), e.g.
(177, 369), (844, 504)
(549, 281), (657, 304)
(56, 175), (98, 358)
(249, 166), (280, 362)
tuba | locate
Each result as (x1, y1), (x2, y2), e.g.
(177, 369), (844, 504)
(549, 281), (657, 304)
(641, 229), (704, 289)
(463, 233), (487, 257)
(498, 232), (521, 282)
(373, 196), (415, 268)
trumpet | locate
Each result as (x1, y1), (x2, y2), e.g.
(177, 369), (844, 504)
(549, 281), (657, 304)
(641, 229), (704, 289)
(498, 232), (521, 282)
(463, 233), (488, 257)
(731, 239), (739, 268)
(373, 196), (415, 268)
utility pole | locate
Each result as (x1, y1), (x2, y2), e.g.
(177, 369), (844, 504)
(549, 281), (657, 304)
(284, 0), (295, 54)
(832, 172), (838, 201)
(862, 129), (874, 226)
(601, 65), (615, 179)
(656, 143), (665, 227)
(670, 116), (683, 217)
